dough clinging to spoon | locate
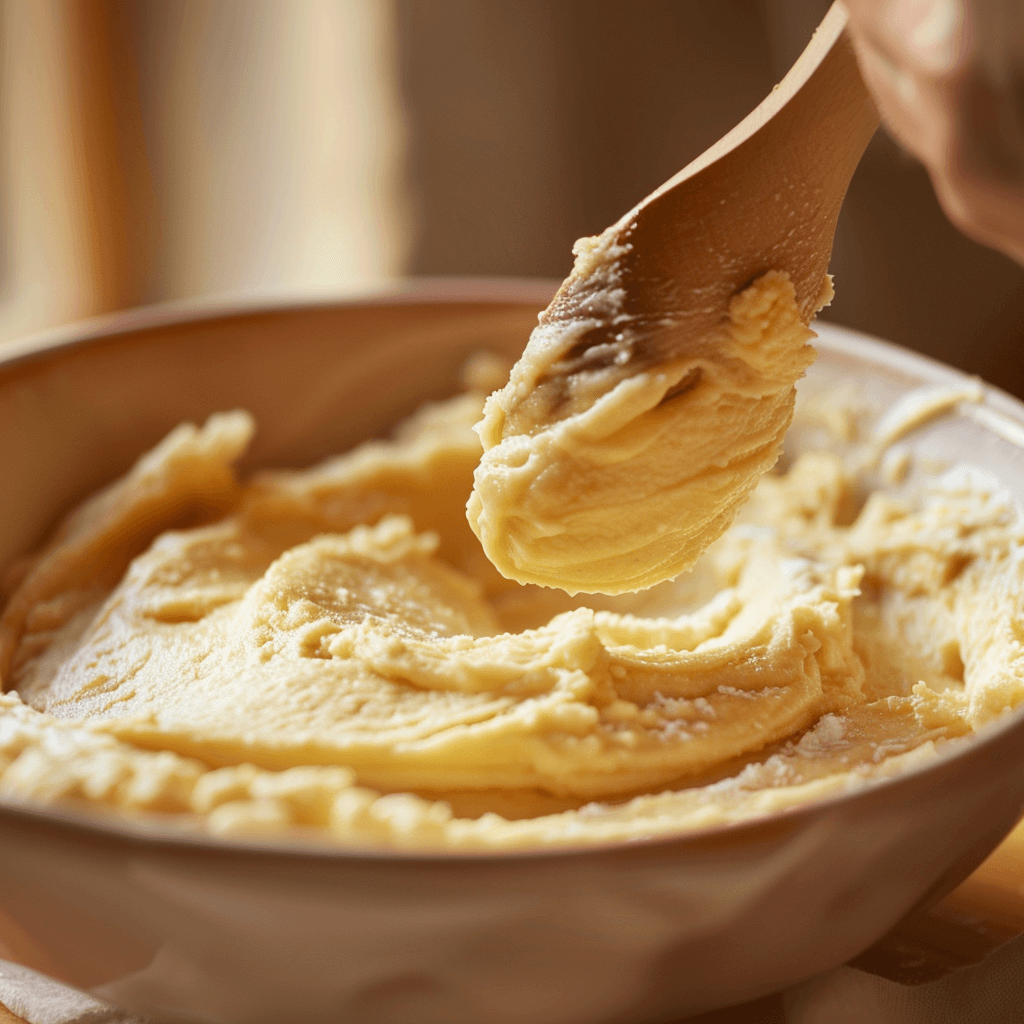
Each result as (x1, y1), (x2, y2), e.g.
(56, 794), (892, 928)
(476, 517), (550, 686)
(468, 262), (830, 595)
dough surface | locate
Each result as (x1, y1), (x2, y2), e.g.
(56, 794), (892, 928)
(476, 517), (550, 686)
(2, 372), (1023, 850)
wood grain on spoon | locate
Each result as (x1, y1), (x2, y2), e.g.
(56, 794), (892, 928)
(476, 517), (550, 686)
(523, 1), (879, 426)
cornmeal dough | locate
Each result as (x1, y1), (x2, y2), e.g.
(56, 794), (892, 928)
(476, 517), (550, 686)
(468, 268), (829, 595)
(2, 364), (1023, 850)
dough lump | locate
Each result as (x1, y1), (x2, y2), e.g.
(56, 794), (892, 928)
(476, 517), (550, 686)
(468, 268), (828, 595)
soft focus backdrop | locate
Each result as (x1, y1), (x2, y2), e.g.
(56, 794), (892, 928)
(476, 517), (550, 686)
(1, 0), (1022, 392)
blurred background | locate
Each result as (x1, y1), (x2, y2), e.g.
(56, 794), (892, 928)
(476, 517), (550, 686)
(1, 0), (1022, 392)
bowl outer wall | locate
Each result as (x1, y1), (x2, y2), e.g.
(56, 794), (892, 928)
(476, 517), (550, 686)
(2, 282), (1024, 1023)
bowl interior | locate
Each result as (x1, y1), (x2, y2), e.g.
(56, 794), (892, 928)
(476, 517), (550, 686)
(0, 292), (548, 571)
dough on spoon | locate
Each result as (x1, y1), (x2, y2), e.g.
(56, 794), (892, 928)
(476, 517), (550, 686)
(468, 247), (831, 595)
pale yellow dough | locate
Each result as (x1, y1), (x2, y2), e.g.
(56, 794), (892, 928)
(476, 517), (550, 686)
(468, 271), (824, 595)
(2, 368), (1024, 850)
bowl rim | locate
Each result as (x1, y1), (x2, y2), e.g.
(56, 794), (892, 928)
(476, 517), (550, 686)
(3, 277), (1024, 865)
(0, 277), (561, 370)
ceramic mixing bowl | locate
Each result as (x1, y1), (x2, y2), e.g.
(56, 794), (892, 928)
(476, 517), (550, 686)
(3, 282), (1024, 1024)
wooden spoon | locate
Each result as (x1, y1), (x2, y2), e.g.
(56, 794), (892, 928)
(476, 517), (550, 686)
(521, 1), (879, 417)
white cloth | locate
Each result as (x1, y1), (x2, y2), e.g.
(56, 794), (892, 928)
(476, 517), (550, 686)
(0, 961), (145, 1024)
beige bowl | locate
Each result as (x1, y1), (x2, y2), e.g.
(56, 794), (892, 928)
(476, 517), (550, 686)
(3, 282), (1024, 1024)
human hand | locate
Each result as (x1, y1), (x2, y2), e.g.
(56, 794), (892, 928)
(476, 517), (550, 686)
(844, 0), (1024, 264)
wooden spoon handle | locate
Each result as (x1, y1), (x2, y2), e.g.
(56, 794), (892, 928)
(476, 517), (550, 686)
(546, 2), (879, 346)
